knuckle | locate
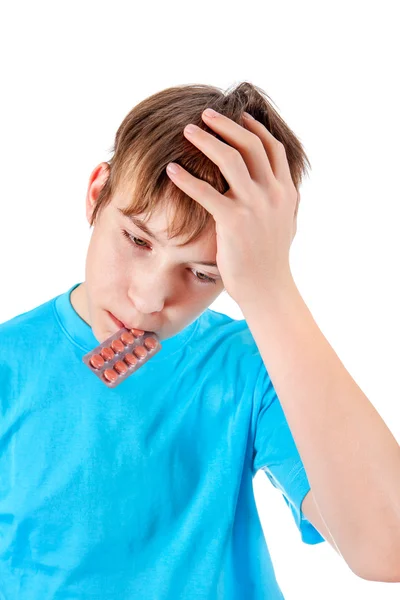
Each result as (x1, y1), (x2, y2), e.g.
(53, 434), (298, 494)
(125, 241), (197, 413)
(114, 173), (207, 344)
(272, 182), (286, 202)
(276, 141), (287, 154)
(251, 136), (265, 154)
(248, 132), (264, 148)
(199, 179), (211, 193)
(236, 204), (252, 223)
(225, 147), (242, 165)
(227, 206), (249, 231)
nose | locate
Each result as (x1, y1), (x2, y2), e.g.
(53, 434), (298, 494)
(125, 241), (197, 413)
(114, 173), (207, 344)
(131, 296), (164, 315)
(127, 273), (166, 314)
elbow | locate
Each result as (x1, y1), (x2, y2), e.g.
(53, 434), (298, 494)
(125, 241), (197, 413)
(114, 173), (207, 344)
(350, 540), (400, 583)
(356, 567), (400, 584)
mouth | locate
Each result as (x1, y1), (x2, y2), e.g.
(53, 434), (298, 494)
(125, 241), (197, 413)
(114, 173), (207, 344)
(107, 311), (153, 333)
(107, 311), (129, 330)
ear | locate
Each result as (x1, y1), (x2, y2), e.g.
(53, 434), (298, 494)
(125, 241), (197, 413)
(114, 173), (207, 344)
(85, 162), (110, 224)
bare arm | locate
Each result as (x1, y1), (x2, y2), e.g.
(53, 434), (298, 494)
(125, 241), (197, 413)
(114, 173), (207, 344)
(242, 277), (400, 582)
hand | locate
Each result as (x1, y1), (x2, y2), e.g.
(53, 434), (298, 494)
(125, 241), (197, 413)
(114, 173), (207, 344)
(165, 108), (300, 307)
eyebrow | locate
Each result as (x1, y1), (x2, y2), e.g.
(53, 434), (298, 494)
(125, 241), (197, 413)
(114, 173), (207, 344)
(117, 207), (219, 269)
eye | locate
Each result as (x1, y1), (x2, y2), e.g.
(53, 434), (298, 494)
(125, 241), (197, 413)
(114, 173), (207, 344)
(193, 271), (217, 285)
(121, 229), (150, 249)
(120, 229), (218, 286)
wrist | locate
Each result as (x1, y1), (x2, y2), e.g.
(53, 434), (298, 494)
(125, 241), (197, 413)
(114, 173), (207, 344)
(237, 270), (298, 313)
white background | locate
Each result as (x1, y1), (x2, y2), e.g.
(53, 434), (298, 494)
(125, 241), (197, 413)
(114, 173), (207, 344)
(1, 1), (399, 598)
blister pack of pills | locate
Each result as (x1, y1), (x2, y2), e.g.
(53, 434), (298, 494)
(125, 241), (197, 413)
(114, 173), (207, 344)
(82, 327), (161, 388)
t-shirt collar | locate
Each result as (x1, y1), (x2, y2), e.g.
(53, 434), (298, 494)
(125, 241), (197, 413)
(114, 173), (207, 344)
(54, 282), (200, 358)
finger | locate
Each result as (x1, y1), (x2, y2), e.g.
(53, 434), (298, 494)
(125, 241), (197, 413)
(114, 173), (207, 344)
(183, 123), (252, 198)
(242, 112), (293, 185)
(166, 162), (231, 221)
(200, 109), (276, 186)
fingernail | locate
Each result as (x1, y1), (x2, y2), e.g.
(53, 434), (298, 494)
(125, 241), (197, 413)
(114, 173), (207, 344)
(167, 163), (180, 174)
(184, 124), (198, 135)
(203, 108), (219, 118)
(244, 112), (255, 120)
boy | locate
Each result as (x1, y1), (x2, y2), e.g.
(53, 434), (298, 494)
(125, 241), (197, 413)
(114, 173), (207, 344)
(1, 81), (399, 599)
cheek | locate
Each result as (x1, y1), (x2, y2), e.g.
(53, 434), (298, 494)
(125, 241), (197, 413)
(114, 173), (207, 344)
(86, 230), (130, 290)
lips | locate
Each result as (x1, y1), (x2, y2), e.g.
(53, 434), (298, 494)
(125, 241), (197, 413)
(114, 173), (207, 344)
(108, 311), (150, 332)
(108, 311), (127, 329)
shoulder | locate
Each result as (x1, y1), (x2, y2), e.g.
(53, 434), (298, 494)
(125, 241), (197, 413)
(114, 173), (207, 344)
(0, 295), (58, 396)
(198, 308), (261, 355)
(0, 295), (56, 351)
(192, 308), (266, 398)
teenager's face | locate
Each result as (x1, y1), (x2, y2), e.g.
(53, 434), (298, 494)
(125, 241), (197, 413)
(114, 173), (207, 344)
(82, 163), (224, 344)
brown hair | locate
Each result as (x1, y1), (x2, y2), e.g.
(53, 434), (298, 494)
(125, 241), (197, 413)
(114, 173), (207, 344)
(89, 81), (311, 245)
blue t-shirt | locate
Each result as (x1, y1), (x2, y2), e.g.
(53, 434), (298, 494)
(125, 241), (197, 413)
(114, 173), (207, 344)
(0, 283), (324, 599)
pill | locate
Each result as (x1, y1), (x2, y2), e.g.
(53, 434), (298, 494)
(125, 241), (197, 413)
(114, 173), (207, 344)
(82, 325), (162, 388)
(121, 331), (135, 346)
(90, 354), (105, 369)
(133, 345), (147, 359)
(131, 328), (145, 337)
(124, 353), (138, 367)
(111, 339), (125, 353)
(144, 337), (158, 350)
(103, 368), (118, 383)
(100, 347), (115, 361)
(114, 360), (128, 374)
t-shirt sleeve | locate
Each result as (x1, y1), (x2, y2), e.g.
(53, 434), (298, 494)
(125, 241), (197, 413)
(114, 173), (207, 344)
(252, 360), (325, 545)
